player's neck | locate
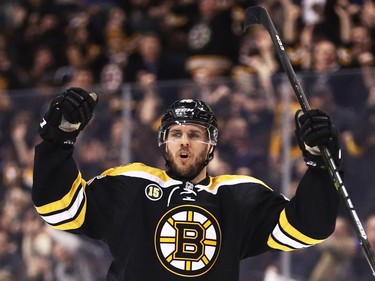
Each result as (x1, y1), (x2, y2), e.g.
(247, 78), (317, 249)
(191, 168), (207, 184)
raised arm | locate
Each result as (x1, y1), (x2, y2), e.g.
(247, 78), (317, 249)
(261, 109), (341, 256)
(32, 88), (97, 231)
(287, 109), (341, 238)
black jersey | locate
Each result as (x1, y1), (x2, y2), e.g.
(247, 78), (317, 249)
(32, 141), (339, 281)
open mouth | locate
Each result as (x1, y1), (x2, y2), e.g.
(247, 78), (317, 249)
(180, 152), (189, 159)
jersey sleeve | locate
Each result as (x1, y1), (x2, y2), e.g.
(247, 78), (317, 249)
(31, 141), (128, 239)
(32, 141), (87, 231)
(235, 167), (339, 258)
(267, 168), (340, 252)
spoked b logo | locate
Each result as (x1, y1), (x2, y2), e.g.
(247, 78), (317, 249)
(154, 205), (221, 277)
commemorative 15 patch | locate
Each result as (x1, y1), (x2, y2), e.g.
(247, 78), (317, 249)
(154, 205), (221, 277)
(145, 184), (163, 201)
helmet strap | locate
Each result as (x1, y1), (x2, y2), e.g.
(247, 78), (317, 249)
(205, 145), (215, 165)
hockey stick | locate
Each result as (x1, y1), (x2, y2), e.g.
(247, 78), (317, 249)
(244, 5), (375, 276)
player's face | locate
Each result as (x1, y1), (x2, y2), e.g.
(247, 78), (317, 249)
(165, 124), (211, 180)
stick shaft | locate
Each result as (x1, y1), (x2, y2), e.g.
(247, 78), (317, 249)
(244, 6), (375, 276)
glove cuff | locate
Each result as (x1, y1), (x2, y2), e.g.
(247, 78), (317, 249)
(303, 154), (326, 169)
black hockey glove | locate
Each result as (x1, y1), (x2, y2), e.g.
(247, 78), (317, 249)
(295, 109), (341, 169)
(39, 87), (98, 145)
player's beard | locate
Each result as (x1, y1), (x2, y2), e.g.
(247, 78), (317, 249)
(166, 149), (208, 181)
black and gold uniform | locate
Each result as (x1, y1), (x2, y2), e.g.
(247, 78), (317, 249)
(33, 90), (340, 280)
(32, 141), (339, 281)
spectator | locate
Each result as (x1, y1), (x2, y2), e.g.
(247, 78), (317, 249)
(125, 0), (164, 35)
(103, 7), (135, 68)
(359, 0), (375, 32)
(75, 137), (108, 178)
(268, 81), (302, 186)
(184, 0), (241, 77)
(98, 116), (126, 168)
(100, 63), (123, 96)
(230, 91), (274, 147)
(10, 110), (38, 191)
(0, 270), (15, 281)
(21, 208), (53, 281)
(281, 0), (316, 72)
(308, 84), (358, 170)
(51, 239), (99, 281)
(124, 32), (186, 83)
(0, 187), (31, 243)
(134, 72), (163, 126)
(348, 25), (375, 68)
(0, 49), (24, 89)
(13, 1), (65, 79)
(240, 25), (280, 76)
(303, 39), (369, 111)
(0, 51), (14, 151)
(124, 32), (186, 107)
(11, 110), (36, 166)
(309, 0), (359, 45)
(347, 86), (375, 217)
(21, 45), (57, 88)
(0, 230), (26, 281)
(348, 24), (375, 91)
(65, 66), (96, 92)
(308, 216), (357, 281)
(219, 116), (264, 176)
(63, 10), (107, 80)
(309, 84), (356, 131)
(99, 63), (124, 115)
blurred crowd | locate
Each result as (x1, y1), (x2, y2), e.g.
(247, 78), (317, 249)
(1, 0), (375, 280)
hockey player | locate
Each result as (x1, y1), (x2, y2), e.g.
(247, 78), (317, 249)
(32, 87), (341, 280)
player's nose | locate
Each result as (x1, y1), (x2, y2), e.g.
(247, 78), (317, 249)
(180, 133), (190, 146)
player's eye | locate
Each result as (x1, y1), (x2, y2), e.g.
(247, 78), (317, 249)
(188, 131), (202, 139)
(169, 132), (181, 138)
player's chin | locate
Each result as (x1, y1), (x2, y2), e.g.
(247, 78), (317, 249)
(171, 162), (194, 178)
(174, 163), (190, 175)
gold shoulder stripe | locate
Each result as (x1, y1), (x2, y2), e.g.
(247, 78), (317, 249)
(279, 209), (324, 245)
(206, 175), (272, 192)
(102, 162), (161, 175)
(101, 162), (177, 186)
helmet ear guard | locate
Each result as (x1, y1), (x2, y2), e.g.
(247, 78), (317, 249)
(206, 144), (216, 163)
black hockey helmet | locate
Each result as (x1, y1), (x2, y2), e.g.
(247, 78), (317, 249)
(158, 99), (218, 147)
